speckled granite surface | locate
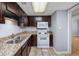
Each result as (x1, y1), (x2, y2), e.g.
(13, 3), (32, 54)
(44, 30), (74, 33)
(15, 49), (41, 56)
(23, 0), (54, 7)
(0, 31), (52, 56)
(0, 33), (32, 56)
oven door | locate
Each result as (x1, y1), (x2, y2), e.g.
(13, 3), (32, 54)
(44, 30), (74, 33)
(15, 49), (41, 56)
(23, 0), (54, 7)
(37, 34), (49, 48)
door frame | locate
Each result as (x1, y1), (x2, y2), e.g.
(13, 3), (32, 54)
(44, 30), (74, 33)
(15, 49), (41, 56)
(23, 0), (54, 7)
(68, 3), (79, 54)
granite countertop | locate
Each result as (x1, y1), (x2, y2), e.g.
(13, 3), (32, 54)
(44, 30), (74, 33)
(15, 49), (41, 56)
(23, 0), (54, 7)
(0, 33), (32, 56)
(0, 31), (53, 56)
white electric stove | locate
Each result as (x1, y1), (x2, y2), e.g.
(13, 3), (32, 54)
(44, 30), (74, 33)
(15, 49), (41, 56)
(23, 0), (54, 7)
(37, 22), (49, 48)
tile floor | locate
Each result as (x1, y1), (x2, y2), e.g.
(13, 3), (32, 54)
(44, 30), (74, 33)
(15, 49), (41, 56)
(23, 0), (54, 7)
(29, 37), (79, 56)
(29, 47), (67, 56)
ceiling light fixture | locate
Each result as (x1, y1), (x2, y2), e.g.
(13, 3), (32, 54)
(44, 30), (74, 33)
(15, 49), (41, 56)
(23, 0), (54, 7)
(32, 2), (48, 13)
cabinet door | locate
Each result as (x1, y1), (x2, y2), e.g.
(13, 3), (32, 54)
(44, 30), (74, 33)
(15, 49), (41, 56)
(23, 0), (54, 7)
(17, 7), (22, 16)
(25, 42), (29, 56)
(19, 8), (25, 17)
(21, 40), (30, 56)
(22, 48), (26, 56)
(42, 16), (51, 27)
(7, 2), (25, 17)
(7, 2), (17, 15)
(31, 35), (37, 46)
(15, 48), (21, 56)
(21, 42), (27, 56)
(27, 37), (31, 55)
(0, 2), (2, 21)
(2, 3), (6, 12)
(18, 16), (28, 27)
(50, 34), (53, 47)
(27, 16), (37, 27)
(15, 4), (23, 16)
(0, 3), (5, 23)
(22, 16), (28, 26)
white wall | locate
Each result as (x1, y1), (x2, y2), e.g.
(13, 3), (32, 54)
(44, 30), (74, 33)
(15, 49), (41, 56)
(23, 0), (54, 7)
(51, 10), (69, 53)
(22, 27), (51, 32)
(72, 15), (79, 36)
(0, 24), (38, 38)
(51, 12), (58, 51)
(21, 27), (37, 32)
(0, 24), (21, 38)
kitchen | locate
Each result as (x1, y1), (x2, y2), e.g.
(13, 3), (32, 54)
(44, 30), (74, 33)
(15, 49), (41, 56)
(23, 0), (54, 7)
(0, 2), (78, 56)
(0, 2), (53, 56)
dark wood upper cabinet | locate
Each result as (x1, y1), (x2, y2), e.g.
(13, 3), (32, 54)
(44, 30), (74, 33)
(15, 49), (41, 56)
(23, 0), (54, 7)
(7, 2), (18, 15)
(0, 3), (5, 23)
(1, 3), (7, 13)
(0, 2), (28, 26)
(6, 2), (28, 26)
(27, 16), (51, 27)
(43, 16), (51, 26)
(17, 7), (25, 17)
(0, 2), (6, 12)
(6, 2), (25, 17)
(27, 16), (37, 27)
(18, 16), (28, 27)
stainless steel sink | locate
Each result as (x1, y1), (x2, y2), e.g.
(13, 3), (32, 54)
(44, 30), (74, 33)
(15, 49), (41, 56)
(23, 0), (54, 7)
(6, 36), (24, 44)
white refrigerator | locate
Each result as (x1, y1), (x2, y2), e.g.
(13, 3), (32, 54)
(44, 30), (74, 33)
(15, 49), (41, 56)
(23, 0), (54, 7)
(37, 22), (49, 48)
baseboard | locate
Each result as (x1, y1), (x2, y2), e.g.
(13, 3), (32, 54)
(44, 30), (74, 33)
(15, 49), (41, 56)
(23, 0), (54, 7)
(53, 47), (71, 55)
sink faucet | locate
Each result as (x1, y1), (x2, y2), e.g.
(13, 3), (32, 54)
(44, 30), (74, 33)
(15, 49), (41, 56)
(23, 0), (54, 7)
(10, 33), (16, 44)
(11, 33), (14, 39)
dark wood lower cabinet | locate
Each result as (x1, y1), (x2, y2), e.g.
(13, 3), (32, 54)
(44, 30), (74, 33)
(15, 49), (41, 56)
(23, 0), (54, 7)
(31, 35), (37, 46)
(27, 36), (31, 55)
(15, 48), (21, 56)
(15, 36), (32, 56)
(22, 48), (27, 56)
(15, 34), (53, 56)
(50, 34), (53, 47)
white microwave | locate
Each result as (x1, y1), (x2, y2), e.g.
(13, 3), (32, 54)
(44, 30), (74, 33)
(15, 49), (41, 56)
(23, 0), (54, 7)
(37, 22), (48, 28)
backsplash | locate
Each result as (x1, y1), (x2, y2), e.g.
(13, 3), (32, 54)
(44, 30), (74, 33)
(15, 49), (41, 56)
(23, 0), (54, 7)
(21, 27), (51, 32)
(21, 27), (37, 32)
(0, 24), (21, 38)
(0, 24), (51, 38)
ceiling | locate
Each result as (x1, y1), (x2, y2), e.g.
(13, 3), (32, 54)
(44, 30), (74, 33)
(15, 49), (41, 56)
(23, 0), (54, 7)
(17, 2), (78, 16)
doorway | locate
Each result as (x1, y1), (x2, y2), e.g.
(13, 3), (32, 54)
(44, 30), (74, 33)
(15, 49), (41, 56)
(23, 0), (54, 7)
(70, 4), (79, 55)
